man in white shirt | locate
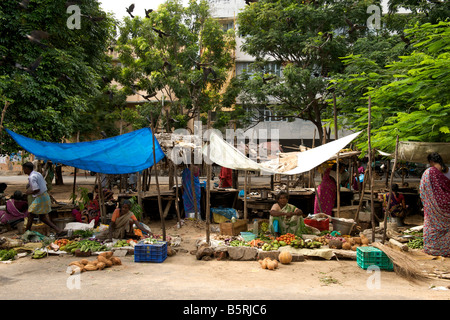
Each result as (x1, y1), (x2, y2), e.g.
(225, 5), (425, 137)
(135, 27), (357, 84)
(22, 162), (63, 235)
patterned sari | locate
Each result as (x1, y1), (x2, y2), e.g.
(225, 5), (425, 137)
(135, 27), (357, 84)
(269, 203), (307, 236)
(382, 192), (405, 218)
(314, 168), (337, 216)
(419, 167), (450, 257)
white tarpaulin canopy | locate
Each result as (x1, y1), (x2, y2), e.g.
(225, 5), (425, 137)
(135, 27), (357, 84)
(203, 131), (363, 175)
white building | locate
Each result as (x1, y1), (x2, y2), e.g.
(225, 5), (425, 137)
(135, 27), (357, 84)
(208, 0), (348, 149)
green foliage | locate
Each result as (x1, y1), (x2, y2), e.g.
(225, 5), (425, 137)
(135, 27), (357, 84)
(70, 186), (90, 211)
(332, 21), (450, 154)
(234, 0), (383, 143)
(129, 196), (143, 221)
(0, 0), (117, 151)
(115, 0), (235, 130)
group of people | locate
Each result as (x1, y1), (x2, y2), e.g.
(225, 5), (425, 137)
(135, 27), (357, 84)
(1, 151), (448, 258)
(267, 152), (449, 258)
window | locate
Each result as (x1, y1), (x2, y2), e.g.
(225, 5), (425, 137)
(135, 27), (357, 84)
(236, 61), (282, 77)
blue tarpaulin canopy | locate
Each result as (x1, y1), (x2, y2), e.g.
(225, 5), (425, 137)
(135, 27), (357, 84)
(5, 128), (166, 174)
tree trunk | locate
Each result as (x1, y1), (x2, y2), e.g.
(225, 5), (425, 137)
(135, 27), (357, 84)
(55, 165), (64, 185)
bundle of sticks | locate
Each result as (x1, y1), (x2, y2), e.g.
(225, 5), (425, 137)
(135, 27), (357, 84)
(371, 242), (430, 281)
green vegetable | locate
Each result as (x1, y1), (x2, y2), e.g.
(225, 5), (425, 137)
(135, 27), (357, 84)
(407, 238), (424, 249)
(0, 249), (17, 261)
(32, 250), (47, 259)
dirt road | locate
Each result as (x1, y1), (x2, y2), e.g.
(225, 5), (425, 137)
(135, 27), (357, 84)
(1, 174), (449, 302)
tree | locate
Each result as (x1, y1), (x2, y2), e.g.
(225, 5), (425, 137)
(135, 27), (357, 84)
(115, 0), (236, 131)
(331, 21), (450, 153)
(233, 0), (381, 144)
(0, 0), (117, 152)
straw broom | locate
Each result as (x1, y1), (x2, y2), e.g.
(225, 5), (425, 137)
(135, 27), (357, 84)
(371, 242), (430, 281)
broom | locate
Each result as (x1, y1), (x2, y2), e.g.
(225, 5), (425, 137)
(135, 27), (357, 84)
(371, 242), (430, 281)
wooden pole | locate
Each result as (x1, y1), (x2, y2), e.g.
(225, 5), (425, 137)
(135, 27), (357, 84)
(367, 97), (376, 242)
(308, 129), (316, 188)
(173, 162), (182, 228)
(333, 93), (340, 218)
(96, 173), (107, 224)
(354, 168), (369, 223)
(71, 132), (80, 204)
(151, 116), (166, 240)
(137, 171), (142, 217)
(244, 170), (248, 220)
(206, 110), (212, 244)
(383, 135), (399, 243)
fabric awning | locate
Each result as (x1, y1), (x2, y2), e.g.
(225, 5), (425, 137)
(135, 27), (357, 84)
(6, 128), (165, 174)
(203, 130), (362, 175)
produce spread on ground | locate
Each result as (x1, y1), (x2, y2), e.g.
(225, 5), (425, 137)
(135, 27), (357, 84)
(0, 216), (428, 275)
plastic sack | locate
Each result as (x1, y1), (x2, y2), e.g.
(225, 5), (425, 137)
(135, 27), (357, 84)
(210, 207), (238, 220)
(64, 219), (95, 231)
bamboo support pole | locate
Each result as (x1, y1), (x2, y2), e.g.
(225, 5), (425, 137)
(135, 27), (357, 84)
(151, 116), (165, 240)
(333, 93), (340, 218)
(244, 170), (248, 220)
(367, 97), (375, 242)
(173, 162), (182, 228)
(383, 135), (399, 243)
(206, 110), (212, 244)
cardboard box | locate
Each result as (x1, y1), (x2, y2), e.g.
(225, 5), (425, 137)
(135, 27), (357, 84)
(219, 219), (248, 236)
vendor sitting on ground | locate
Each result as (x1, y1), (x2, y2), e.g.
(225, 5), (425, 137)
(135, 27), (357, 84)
(72, 192), (101, 226)
(97, 200), (151, 241)
(269, 191), (304, 237)
(0, 191), (29, 230)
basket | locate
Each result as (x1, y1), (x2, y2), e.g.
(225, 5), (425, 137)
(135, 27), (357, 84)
(240, 232), (257, 242)
(331, 218), (356, 235)
(134, 242), (167, 263)
(356, 246), (394, 271)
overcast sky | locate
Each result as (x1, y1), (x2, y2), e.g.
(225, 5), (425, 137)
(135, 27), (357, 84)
(98, 0), (400, 22)
(99, 0), (189, 20)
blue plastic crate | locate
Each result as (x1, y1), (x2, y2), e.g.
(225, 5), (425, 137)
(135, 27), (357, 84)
(356, 246), (394, 271)
(134, 241), (167, 263)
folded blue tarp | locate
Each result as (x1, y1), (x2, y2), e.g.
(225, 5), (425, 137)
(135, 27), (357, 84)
(6, 128), (165, 174)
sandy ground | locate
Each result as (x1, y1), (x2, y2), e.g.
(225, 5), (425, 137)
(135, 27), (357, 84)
(1, 173), (449, 302)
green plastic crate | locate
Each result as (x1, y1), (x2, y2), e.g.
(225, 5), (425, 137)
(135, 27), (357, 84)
(356, 246), (394, 271)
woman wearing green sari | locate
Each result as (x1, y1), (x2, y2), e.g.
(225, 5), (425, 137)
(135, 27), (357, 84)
(269, 191), (305, 236)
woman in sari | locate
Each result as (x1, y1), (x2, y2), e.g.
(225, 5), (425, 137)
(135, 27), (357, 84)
(97, 200), (151, 241)
(181, 165), (201, 219)
(381, 184), (406, 226)
(420, 153), (450, 257)
(72, 193), (101, 226)
(314, 168), (337, 216)
(0, 191), (29, 227)
(269, 191), (305, 236)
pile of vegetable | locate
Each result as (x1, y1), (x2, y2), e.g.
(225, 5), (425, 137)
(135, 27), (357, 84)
(61, 239), (108, 253)
(114, 239), (137, 247)
(67, 251), (122, 274)
(228, 239), (250, 247)
(0, 249), (17, 261)
(275, 233), (296, 245)
(407, 237), (424, 249)
(258, 257), (279, 270)
(315, 233), (370, 251)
